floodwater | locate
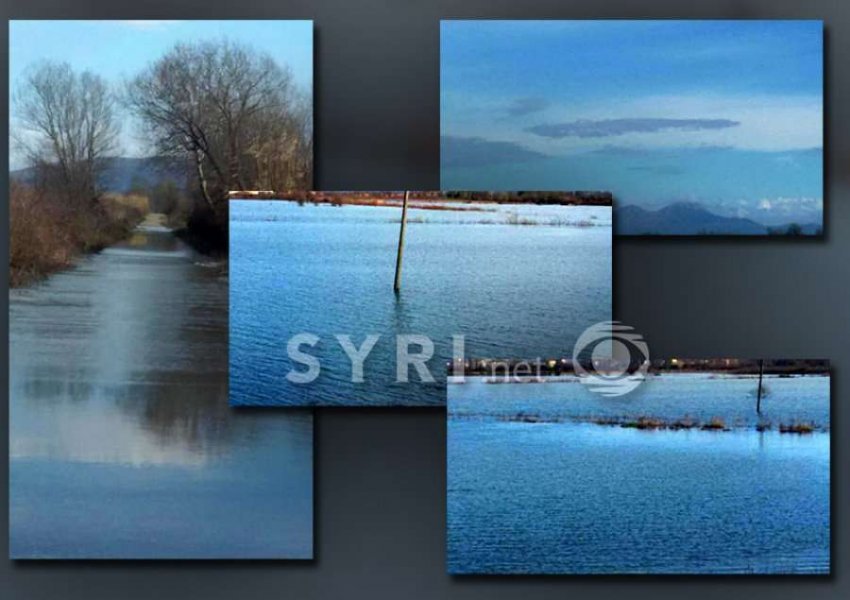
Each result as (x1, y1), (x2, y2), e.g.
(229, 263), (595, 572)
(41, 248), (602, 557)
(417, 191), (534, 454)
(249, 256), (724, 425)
(448, 374), (830, 574)
(9, 225), (313, 559)
(450, 373), (831, 429)
(229, 200), (612, 406)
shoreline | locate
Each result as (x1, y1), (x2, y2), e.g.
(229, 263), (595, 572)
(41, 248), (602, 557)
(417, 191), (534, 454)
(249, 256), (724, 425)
(10, 214), (145, 288)
(448, 372), (830, 384)
(10, 185), (147, 288)
(451, 367), (829, 379)
(228, 190), (614, 209)
(449, 412), (829, 434)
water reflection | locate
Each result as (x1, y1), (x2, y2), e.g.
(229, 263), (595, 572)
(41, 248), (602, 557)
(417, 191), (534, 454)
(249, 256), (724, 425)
(10, 226), (313, 558)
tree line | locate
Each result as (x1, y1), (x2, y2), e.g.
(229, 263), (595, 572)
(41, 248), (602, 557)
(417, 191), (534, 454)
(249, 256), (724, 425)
(13, 39), (313, 251)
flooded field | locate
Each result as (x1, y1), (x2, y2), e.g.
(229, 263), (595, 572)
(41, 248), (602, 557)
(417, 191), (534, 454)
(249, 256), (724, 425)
(230, 200), (612, 406)
(450, 373), (830, 430)
(9, 225), (313, 559)
(448, 374), (830, 574)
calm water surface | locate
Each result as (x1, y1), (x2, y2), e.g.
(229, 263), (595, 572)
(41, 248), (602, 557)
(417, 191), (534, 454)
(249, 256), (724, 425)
(448, 375), (830, 574)
(230, 200), (612, 406)
(10, 226), (313, 559)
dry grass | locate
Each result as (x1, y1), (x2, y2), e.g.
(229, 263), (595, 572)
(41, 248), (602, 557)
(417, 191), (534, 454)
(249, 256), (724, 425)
(779, 422), (815, 434)
(588, 416), (621, 427)
(305, 195), (485, 212)
(669, 417), (698, 430)
(505, 212), (539, 226)
(102, 192), (150, 216)
(700, 417), (728, 431)
(10, 183), (77, 286)
(496, 413), (559, 424)
(591, 414), (722, 431)
(10, 183), (146, 286)
(622, 417), (667, 430)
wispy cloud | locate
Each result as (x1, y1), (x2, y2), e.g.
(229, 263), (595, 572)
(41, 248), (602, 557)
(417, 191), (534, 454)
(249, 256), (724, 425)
(586, 143), (735, 156)
(720, 196), (822, 226)
(587, 144), (736, 156)
(441, 135), (546, 168)
(527, 118), (740, 139)
(756, 196), (822, 214)
(505, 97), (549, 118)
(627, 165), (685, 176)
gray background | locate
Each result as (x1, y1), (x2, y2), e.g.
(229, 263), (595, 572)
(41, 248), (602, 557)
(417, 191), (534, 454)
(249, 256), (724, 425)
(1, 0), (846, 598)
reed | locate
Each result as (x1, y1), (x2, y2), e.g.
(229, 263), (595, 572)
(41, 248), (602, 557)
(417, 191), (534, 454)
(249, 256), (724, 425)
(10, 183), (146, 286)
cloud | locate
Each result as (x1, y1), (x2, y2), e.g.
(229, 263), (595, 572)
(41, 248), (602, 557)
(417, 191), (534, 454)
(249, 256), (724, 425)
(756, 196), (822, 215)
(505, 97), (549, 118)
(586, 143), (735, 156)
(526, 118), (740, 139)
(627, 165), (685, 176)
(725, 196), (823, 226)
(441, 135), (546, 168)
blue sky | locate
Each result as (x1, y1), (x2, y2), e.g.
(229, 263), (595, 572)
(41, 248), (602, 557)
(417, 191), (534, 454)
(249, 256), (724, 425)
(441, 20), (823, 226)
(9, 20), (313, 169)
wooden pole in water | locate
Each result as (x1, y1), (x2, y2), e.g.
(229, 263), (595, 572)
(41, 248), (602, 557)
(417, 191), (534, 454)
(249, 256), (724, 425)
(756, 359), (764, 415)
(393, 190), (410, 293)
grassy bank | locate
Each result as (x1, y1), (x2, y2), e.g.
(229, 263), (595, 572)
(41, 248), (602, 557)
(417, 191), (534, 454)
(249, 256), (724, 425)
(10, 183), (147, 287)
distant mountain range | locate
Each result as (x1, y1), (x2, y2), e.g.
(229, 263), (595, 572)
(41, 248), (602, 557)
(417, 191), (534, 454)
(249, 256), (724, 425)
(616, 202), (822, 236)
(11, 157), (185, 193)
(11, 160), (821, 237)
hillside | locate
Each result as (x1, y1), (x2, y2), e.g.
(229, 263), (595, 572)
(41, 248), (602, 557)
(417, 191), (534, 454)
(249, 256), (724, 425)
(616, 202), (821, 236)
(11, 157), (186, 194)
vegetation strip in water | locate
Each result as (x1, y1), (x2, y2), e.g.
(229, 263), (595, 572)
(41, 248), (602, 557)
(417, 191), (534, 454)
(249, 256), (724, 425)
(451, 411), (826, 434)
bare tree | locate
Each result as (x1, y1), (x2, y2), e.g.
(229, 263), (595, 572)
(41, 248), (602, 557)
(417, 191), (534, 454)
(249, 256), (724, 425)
(125, 40), (312, 222)
(14, 61), (119, 203)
